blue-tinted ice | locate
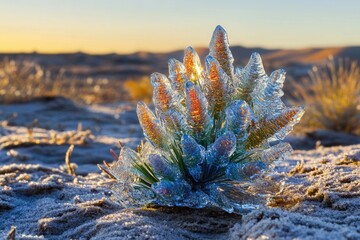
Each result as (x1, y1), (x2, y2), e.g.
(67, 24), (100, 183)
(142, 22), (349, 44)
(104, 26), (304, 213)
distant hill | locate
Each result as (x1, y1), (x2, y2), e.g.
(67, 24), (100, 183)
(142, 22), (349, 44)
(1, 46), (359, 80)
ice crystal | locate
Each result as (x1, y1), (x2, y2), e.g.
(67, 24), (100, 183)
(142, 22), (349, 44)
(102, 26), (304, 213)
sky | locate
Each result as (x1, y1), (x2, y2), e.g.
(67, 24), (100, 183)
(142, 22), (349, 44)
(0, 0), (359, 54)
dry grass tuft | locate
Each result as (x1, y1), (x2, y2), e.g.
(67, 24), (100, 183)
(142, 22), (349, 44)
(123, 76), (152, 102)
(0, 125), (93, 149)
(291, 58), (360, 134)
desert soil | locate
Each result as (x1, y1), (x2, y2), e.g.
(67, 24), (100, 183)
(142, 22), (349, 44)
(0, 98), (359, 239)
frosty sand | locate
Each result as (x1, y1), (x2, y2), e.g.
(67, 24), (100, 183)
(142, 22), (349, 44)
(0, 98), (359, 239)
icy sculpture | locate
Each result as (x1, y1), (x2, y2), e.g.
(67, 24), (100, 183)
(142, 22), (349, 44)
(100, 26), (304, 213)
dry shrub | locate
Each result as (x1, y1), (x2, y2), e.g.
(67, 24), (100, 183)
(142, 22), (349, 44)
(0, 59), (53, 102)
(123, 76), (152, 102)
(291, 58), (360, 134)
(0, 58), (125, 104)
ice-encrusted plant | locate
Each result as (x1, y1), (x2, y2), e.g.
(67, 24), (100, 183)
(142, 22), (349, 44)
(100, 26), (304, 213)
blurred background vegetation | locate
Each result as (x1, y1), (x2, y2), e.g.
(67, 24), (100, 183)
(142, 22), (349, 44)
(2, 56), (360, 136)
(1, 0), (360, 137)
(291, 58), (360, 135)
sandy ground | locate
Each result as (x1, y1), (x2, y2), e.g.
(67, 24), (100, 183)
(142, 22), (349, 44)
(0, 98), (359, 239)
(0, 97), (142, 174)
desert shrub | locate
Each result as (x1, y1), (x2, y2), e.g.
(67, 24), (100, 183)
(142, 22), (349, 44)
(291, 58), (360, 134)
(0, 58), (125, 104)
(123, 76), (153, 102)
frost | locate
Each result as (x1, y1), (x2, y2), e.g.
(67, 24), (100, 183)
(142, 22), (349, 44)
(183, 46), (202, 84)
(102, 26), (304, 213)
(209, 25), (235, 79)
(185, 81), (213, 143)
(149, 154), (180, 180)
(225, 100), (253, 141)
(206, 131), (237, 167)
(181, 134), (205, 182)
(205, 56), (231, 116)
(168, 58), (188, 94)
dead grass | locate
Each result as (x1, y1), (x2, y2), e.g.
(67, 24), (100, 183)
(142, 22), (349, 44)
(0, 58), (126, 104)
(291, 58), (360, 134)
(123, 76), (152, 103)
(0, 123), (94, 149)
(65, 144), (76, 176)
(0, 59), (50, 102)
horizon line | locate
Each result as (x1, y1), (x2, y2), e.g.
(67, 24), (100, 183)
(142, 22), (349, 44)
(0, 44), (359, 56)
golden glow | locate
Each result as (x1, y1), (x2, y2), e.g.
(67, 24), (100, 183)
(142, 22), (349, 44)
(0, 1), (359, 53)
(208, 60), (226, 113)
(188, 87), (203, 125)
(183, 47), (202, 83)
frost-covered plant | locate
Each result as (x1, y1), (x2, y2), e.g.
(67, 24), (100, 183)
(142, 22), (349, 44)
(101, 26), (304, 213)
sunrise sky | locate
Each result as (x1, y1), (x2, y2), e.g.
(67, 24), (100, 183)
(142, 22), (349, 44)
(0, 0), (359, 54)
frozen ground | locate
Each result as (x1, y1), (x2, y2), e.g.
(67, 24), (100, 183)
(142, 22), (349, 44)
(0, 98), (359, 239)
(0, 97), (142, 174)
